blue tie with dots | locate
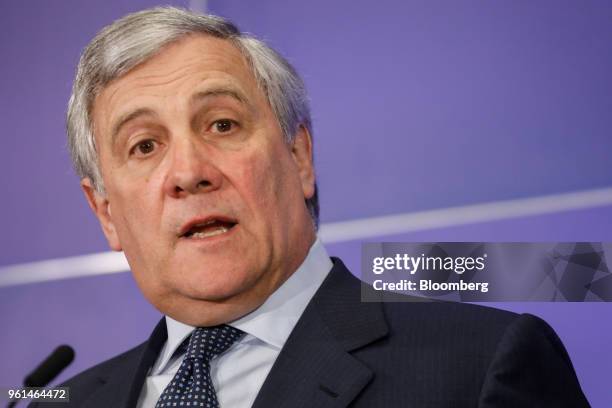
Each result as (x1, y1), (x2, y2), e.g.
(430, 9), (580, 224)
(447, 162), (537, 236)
(155, 325), (245, 408)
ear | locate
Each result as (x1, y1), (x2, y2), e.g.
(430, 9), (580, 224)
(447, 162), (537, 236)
(81, 178), (122, 251)
(291, 125), (316, 199)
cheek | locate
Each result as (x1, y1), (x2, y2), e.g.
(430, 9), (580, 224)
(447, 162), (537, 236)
(106, 178), (164, 250)
(236, 146), (294, 209)
(220, 149), (288, 249)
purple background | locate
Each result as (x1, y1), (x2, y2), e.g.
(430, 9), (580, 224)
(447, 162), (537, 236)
(1, 1), (611, 406)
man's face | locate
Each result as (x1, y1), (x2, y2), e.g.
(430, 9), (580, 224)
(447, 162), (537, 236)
(84, 35), (316, 326)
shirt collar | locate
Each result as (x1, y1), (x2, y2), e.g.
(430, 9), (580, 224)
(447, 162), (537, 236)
(153, 237), (332, 374)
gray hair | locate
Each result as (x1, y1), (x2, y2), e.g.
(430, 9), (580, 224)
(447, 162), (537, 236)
(67, 6), (319, 227)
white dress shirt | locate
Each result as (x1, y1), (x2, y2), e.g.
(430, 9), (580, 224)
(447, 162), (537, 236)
(136, 238), (333, 408)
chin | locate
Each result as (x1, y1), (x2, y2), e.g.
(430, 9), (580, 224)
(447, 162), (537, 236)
(160, 282), (266, 327)
(177, 265), (263, 302)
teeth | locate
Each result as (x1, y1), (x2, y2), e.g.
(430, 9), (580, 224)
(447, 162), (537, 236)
(190, 226), (229, 239)
(194, 219), (217, 228)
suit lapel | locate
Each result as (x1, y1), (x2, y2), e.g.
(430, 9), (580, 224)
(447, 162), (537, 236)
(252, 258), (388, 408)
(81, 317), (167, 408)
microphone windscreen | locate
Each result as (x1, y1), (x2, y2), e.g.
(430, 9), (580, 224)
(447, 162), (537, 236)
(24, 345), (75, 387)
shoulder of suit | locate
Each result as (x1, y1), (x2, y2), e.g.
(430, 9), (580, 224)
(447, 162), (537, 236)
(383, 299), (519, 332)
(378, 299), (570, 371)
(380, 300), (525, 357)
(383, 298), (518, 325)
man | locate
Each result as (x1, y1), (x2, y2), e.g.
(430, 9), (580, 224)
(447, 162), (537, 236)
(33, 7), (589, 408)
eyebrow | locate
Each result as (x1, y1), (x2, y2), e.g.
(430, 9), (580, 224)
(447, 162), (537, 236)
(189, 87), (251, 108)
(110, 108), (158, 147)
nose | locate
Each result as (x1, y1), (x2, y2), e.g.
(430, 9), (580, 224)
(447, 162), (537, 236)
(163, 139), (223, 198)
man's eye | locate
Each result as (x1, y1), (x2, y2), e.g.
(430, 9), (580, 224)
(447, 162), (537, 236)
(212, 119), (236, 133)
(131, 139), (156, 156)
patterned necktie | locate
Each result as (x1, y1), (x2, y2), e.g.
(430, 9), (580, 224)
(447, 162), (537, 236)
(155, 325), (245, 408)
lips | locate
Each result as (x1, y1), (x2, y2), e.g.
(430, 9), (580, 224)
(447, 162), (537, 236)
(179, 216), (238, 239)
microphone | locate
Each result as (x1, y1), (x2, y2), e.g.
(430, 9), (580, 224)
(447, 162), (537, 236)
(24, 345), (75, 387)
(6, 345), (75, 408)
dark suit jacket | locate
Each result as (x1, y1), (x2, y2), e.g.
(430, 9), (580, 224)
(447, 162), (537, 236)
(31, 258), (590, 407)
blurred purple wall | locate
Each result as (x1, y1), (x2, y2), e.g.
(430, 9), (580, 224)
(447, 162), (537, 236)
(1, 1), (610, 406)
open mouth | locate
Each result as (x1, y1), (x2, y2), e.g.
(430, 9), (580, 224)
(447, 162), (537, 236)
(181, 218), (237, 239)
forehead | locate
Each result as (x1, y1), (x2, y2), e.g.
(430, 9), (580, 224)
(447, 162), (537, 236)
(92, 34), (264, 134)
(109, 33), (256, 91)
